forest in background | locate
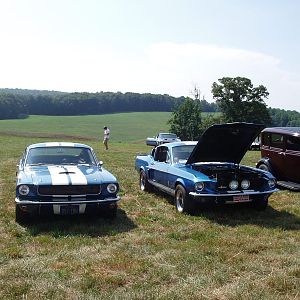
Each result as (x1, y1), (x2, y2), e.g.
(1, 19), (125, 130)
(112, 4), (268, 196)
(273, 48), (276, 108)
(0, 88), (299, 126)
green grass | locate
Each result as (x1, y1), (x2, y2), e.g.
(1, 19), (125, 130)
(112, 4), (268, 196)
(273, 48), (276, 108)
(0, 112), (217, 143)
(0, 113), (299, 299)
(0, 113), (172, 143)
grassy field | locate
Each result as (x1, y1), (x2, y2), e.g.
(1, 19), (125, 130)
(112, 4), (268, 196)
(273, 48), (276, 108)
(0, 114), (299, 299)
(0, 113), (173, 143)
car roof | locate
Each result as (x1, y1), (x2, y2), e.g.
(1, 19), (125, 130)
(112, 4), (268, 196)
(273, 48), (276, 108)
(262, 127), (300, 136)
(26, 142), (92, 150)
(158, 141), (197, 148)
(158, 132), (177, 135)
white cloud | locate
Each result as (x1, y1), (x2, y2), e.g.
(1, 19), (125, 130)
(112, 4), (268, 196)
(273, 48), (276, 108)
(0, 39), (299, 111)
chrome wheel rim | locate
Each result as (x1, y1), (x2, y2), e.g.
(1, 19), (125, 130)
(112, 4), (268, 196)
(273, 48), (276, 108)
(176, 189), (184, 213)
(140, 173), (145, 191)
(259, 164), (269, 172)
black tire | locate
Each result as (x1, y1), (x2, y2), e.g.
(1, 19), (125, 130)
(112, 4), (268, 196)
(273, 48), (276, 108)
(139, 170), (152, 192)
(175, 185), (196, 215)
(258, 163), (270, 172)
(252, 196), (268, 211)
(15, 205), (30, 224)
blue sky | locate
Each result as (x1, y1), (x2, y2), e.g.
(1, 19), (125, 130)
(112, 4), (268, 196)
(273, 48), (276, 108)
(1, 0), (299, 111)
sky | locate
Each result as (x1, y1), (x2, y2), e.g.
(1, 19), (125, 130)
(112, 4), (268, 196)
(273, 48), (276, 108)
(0, 0), (299, 111)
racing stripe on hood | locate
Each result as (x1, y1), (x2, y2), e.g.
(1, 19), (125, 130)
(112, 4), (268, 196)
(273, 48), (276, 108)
(65, 166), (88, 185)
(48, 166), (69, 185)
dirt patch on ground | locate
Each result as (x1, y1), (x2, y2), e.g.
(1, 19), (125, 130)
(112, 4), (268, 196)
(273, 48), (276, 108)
(0, 131), (97, 141)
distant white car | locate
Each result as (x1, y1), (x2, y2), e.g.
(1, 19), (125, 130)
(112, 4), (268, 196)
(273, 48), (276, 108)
(250, 136), (260, 150)
(146, 133), (181, 146)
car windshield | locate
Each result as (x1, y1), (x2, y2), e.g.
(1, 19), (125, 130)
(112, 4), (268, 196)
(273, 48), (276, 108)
(25, 147), (96, 166)
(172, 145), (195, 164)
(159, 134), (177, 139)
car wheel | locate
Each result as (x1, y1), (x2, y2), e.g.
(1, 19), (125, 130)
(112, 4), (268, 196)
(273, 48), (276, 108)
(175, 185), (196, 215)
(258, 163), (270, 172)
(252, 196), (268, 211)
(139, 170), (152, 192)
(15, 205), (30, 224)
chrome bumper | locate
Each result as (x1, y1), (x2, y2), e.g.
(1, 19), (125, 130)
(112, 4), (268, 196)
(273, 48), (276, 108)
(15, 196), (120, 205)
(189, 189), (279, 197)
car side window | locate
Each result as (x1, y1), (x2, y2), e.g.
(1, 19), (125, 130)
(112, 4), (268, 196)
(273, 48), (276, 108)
(154, 146), (169, 162)
(261, 133), (270, 147)
(286, 136), (300, 151)
(270, 133), (284, 149)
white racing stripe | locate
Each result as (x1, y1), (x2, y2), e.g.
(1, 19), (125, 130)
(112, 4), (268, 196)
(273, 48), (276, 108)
(48, 166), (69, 185)
(65, 166), (88, 185)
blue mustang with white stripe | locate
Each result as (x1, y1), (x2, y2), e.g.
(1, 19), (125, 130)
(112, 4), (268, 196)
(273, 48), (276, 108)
(15, 142), (120, 222)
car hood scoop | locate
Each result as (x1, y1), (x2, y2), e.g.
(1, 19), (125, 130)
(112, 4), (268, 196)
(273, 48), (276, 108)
(186, 122), (264, 165)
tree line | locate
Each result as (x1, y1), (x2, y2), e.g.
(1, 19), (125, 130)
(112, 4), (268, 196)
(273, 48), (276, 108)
(0, 89), (219, 119)
(0, 86), (299, 127)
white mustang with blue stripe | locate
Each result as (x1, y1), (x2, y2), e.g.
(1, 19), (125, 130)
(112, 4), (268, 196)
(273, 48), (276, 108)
(15, 142), (120, 222)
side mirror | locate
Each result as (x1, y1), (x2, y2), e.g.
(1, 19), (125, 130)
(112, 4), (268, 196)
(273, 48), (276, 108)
(97, 161), (103, 168)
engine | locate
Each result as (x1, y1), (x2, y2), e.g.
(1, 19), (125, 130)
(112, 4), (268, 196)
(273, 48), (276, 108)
(192, 163), (263, 191)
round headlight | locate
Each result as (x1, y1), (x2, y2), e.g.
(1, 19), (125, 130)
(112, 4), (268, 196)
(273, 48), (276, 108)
(195, 182), (204, 192)
(18, 185), (30, 196)
(268, 179), (276, 188)
(229, 180), (239, 190)
(241, 179), (250, 190)
(107, 183), (117, 194)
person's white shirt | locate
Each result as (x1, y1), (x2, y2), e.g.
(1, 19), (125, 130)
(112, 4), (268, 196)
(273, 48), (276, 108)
(104, 128), (110, 139)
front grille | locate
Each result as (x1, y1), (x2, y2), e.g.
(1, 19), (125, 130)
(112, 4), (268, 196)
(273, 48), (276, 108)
(38, 185), (101, 195)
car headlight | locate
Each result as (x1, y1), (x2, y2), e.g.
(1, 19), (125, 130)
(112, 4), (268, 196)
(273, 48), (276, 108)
(107, 183), (117, 193)
(229, 180), (239, 190)
(241, 179), (250, 190)
(18, 185), (30, 196)
(195, 182), (204, 192)
(268, 179), (276, 189)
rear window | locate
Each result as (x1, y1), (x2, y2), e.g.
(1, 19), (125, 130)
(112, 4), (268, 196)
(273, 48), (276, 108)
(286, 136), (300, 151)
(159, 134), (177, 139)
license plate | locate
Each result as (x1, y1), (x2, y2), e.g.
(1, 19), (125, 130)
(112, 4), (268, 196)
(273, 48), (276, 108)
(233, 195), (250, 202)
(60, 205), (79, 215)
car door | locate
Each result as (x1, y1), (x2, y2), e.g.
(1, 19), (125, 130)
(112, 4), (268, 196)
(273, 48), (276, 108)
(283, 135), (300, 183)
(263, 133), (286, 178)
(150, 146), (171, 188)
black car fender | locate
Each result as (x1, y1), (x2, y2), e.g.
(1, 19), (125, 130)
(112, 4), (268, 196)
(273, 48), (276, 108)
(256, 157), (275, 175)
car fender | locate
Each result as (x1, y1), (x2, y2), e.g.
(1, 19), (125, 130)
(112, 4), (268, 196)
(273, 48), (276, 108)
(256, 157), (275, 175)
(174, 177), (188, 190)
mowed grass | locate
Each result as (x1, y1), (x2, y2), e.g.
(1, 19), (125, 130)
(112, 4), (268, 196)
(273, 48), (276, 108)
(0, 113), (172, 143)
(0, 114), (299, 299)
(0, 112), (217, 143)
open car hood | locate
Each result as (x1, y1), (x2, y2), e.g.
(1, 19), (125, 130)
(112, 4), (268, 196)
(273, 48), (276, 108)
(186, 123), (264, 165)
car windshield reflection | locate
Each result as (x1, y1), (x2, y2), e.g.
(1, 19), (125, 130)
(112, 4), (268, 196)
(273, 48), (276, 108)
(172, 145), (195, 164)
(26, 147), (96, 166)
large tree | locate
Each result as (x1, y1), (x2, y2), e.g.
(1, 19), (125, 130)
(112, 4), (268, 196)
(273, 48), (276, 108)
(168, 98), (203, 140)
(211, 77), (272, 125)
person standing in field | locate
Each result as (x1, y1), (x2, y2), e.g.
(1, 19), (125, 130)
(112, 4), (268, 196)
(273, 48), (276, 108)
(103, 126), (110, 150)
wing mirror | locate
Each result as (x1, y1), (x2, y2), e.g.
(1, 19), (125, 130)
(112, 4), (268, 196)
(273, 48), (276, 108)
(97, 161), (103, 168)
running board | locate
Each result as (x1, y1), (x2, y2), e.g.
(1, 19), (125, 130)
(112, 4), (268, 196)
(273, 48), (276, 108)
(277, 181), (300, 191)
